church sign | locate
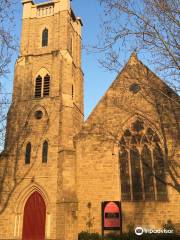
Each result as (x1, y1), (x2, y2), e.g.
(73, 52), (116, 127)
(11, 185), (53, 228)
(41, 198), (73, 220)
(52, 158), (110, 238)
(101, 201), (122, 235)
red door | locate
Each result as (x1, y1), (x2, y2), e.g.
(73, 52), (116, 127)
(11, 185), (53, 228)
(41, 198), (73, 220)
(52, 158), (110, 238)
(22, 191), (46, 240)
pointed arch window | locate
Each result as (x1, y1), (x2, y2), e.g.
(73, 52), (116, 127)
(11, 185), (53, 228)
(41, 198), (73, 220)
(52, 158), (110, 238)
(130, 147), (143, 201)
(119, 119), (167, 202)
(142, 145), (155, 200)
(35, 75), (42, 98)
(34, 73), (50, 98)
(42, 141), (48, 163)
(25, 143), (31, 164)
(120, 147), (131, 201)
(43, 74), (50, 97)
(154, 143), (167, 201)
(42, 28), (48, 47)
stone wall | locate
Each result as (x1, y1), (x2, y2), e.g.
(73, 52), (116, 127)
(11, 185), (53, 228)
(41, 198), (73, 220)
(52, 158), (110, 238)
(76, 54), (180, 235)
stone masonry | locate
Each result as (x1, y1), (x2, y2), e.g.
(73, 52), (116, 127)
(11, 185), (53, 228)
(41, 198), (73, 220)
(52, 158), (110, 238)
(0, 0), (83, 239)
(0, 0), (179, 239)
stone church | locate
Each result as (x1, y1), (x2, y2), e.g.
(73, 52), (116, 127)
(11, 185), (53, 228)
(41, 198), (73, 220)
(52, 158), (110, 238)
(0, 0), (179, 239)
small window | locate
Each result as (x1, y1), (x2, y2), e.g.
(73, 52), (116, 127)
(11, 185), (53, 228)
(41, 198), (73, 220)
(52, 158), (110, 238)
(129, 83), (141, 94)
(34, 110), (43, 120)
(25, 143), (31, 164)
(69, 36), (73, 56)
(43, 74), (50, 97)
(35, 75), (42, 98)
(42, 28), (48, 47)
(72, 84), (74, 99)
(42, 141), (48, 163)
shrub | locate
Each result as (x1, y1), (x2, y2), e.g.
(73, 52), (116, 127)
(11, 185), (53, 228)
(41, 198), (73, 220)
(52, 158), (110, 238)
(78, 231), (179, 240)
(78, 231), (101, 240)
(104, 233), (180, 240)
(163, 219), (176, 233)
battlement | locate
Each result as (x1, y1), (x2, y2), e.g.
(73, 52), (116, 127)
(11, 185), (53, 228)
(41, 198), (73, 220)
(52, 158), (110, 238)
(22, 0), (71, 19)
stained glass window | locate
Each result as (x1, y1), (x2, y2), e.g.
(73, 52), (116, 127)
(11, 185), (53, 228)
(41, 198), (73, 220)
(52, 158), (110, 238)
(130, 147), (143, 201)
(119, 119), (167, 202)
(142, 145), (155, 200)
(120, 147), (131, 200)
(154, 144), (167, 201)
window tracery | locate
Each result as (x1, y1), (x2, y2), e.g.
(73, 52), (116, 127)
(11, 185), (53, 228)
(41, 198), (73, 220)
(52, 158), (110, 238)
(119, 119), (167, 201)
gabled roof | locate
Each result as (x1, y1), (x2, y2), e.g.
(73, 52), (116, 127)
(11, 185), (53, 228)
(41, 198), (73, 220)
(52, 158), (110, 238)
(76, 52), (179, 138)
(85, 52), (139, 120)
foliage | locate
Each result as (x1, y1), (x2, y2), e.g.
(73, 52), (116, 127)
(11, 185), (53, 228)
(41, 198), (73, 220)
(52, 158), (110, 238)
(78, 231), (101, 240)
(127, 222), (135, 233)
(105, 233), (180, 240)
(78, 231), (180, 240)
(163, 219), (176, 233)
(84, 202), (95, 233)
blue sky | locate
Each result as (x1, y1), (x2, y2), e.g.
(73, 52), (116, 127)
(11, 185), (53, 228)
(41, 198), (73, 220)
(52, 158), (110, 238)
(5, 0), (178, 119)
(6, 0), (117, 118)
(71, 0), (117, 117)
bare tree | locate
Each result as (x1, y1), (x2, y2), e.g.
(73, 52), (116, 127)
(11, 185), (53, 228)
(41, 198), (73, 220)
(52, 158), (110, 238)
(96, 0), (180, 91)
(0, 0), (17, 77)
(0, 92), (10, 149)
(89, 0), (180, 194)
(84, 55), (180, 194)
(0, 0), (17, 150)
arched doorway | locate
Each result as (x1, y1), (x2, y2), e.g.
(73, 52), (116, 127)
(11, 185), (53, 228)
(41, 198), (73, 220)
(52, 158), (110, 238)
(22, 191), (46, 240)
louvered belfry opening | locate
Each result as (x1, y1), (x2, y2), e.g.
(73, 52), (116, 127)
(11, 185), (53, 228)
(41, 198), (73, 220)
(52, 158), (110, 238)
(34, 73), (50, 98)
(35, 75), (42, 98)
(43, 74), (50, 97)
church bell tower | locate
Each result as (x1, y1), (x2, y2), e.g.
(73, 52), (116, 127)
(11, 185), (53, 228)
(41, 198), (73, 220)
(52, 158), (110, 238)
(0, 0), (83, 239)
